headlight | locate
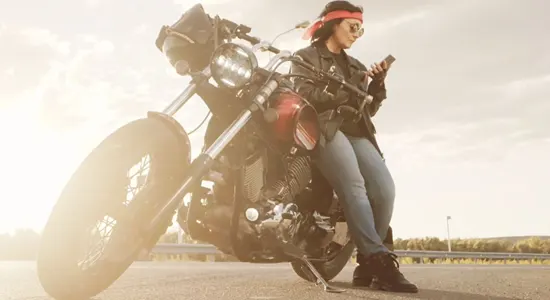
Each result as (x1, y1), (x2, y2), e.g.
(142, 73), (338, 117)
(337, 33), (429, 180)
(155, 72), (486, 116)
(210, 43), (257, 89)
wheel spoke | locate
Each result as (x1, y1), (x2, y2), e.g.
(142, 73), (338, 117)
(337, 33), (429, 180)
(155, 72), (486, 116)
(77, 155), (151, 271)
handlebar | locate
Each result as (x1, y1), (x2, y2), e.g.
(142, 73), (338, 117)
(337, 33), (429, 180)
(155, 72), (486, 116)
(289, 57), (371, 102)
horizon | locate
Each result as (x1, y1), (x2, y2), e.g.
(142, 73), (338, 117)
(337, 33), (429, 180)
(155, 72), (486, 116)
(1, 0), (549, 240)
(2, 226), (550, 242)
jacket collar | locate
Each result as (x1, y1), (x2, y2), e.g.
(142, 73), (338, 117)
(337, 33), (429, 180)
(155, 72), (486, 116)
(313, 41), (360, 69)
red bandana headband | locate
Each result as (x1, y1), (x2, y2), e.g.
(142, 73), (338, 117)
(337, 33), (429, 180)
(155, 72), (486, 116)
(302, 10), (363, 40)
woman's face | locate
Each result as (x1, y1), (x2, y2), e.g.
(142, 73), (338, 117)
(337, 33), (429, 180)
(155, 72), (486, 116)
(332, 18), (364, 49)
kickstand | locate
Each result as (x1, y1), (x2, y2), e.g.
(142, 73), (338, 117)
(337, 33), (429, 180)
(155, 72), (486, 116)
(300, 257), (345, 293)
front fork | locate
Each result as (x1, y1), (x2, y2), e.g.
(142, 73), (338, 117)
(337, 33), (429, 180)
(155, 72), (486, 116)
(146, 77), (280, 232)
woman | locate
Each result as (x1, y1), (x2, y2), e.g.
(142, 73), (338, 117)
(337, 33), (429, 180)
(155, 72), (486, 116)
(290, 1), (418, 293)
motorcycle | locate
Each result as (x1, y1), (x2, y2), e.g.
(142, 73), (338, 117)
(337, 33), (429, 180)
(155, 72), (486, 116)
(36, 4), (390, 299)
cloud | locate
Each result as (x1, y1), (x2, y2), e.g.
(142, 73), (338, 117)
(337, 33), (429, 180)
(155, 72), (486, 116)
(440, 73), (550, 146)
(18, 28), (71, 55)
(355, 0), (550, 150)
(0, 20), (207, 138)
(31, 34), (120, 129)
(365, 10), (431, 38)
(0, 25), (71, 107)
(377, 117), (540, 168)
(84, 0), (102, 8)
(494, 74), (550, 98)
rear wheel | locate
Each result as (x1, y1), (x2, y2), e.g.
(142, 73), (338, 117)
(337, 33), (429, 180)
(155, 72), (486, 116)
(291, 223), (355, 282)
(37, 117), (190, 300)
(292, 225), (395, 282)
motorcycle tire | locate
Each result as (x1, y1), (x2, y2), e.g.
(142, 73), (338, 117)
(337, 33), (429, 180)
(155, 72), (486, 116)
(36, 117), (189, 300)
(290, 240), (355, 282)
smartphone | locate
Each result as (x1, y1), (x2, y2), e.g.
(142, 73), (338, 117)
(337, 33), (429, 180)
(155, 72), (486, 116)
(383, 54), (396, 66)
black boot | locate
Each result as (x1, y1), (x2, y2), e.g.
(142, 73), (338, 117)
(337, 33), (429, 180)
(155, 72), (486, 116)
(353, 226), (395, 288)
(369, 252), (418, 293)
(351, 252), (374, 287)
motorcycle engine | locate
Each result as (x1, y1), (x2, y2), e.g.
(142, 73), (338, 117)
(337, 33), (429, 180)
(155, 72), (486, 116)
(238, 150), (337, 256)
(186, 119), (333, 258)
(199, 147), (322, 251)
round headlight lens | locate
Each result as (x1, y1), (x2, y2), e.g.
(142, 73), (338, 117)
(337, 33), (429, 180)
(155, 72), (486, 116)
(210, 43), (257, 89)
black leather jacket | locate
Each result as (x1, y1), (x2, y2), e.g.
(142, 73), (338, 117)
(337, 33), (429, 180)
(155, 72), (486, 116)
(289, 42), (387, 156)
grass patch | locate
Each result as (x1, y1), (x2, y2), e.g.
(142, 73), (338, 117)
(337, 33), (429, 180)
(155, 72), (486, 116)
(396, 257), (550, 265)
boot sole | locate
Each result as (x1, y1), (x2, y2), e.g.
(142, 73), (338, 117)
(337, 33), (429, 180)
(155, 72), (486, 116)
(351, 279), (374, 288)
(370, 281), (419, 293)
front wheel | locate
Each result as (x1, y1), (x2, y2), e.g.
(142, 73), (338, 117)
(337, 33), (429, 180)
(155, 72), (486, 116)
(37, 117), (190, 300)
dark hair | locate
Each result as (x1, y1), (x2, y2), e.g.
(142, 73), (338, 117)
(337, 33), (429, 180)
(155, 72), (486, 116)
(311, 1), (363, 43)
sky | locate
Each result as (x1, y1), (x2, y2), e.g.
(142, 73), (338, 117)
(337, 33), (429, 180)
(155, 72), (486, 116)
(0, 0), (548, 239)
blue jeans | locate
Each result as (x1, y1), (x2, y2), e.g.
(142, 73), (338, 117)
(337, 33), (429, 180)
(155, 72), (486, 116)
(315, 130), (395, 255)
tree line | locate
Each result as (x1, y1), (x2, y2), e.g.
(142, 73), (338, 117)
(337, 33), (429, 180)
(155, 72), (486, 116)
(393, 236), (550, 253)
(1, 228), (549, 260)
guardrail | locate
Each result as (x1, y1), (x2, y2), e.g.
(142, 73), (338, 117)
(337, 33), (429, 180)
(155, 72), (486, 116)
(152, 243), (550, 261)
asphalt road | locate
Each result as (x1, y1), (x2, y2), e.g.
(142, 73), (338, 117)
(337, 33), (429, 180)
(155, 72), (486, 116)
(1, 261), (549, 300)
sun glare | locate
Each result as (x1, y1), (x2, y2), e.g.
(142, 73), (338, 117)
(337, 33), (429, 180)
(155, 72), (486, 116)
(0, 102), (82, 234)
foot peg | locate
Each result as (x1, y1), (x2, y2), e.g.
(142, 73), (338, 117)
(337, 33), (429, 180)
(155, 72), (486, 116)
(300, 256), (345, 293)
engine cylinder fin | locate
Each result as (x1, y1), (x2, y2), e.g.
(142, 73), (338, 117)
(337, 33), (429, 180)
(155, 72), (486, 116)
(242, 152), (266, 202)
(264, 156), (311, 204)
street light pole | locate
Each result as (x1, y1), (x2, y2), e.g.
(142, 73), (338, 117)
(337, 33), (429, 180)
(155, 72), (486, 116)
(446, 216), (452, 252)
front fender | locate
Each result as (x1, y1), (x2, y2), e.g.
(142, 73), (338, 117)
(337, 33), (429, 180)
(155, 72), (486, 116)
(147, 111), (192, 166)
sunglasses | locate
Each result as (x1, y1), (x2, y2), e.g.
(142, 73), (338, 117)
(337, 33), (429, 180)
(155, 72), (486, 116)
(343, 20), (364, 37)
